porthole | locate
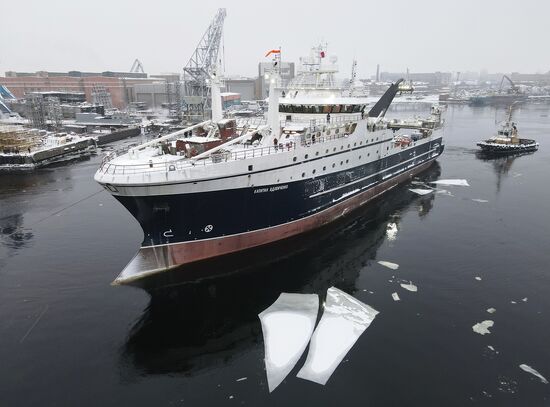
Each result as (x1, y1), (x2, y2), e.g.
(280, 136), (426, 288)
(332, 163), (336, 168)
(302, 172), (305, 177)
(346, 159), (349, 164)
(333, 147), (336, 152)
(368, 153), (370, 157)
(323, 166), (326, 171)
(340, 161), (343, 165)
(316, 151), (319, 156)
(340, 146), (344, 150)
(325, 149), (329, 154)
(386, 146), (389, 150)
(359, 155), (362, 159)
(305, 154), (309, 159)
(293, 157), (297, 162)
(360, 141), (363, 145)
(347, 144), (350, 148)
(376, 137), (379, 141)
(354, 143), (357, 147)
(312, 169), (316, 174)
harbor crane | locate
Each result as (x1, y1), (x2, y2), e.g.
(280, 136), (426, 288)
(183, 8), (227, 123)
(130, 59), (145, 74)
(499, 75), (519, 93)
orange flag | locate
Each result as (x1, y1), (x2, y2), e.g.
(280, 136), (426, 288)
(265, 49), (281, 57)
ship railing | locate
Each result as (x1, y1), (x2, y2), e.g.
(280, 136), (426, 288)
(235, 117), (267, 128)
(97, 116), (365, 176)
(97, 142), (299, 176)
(286, 113), (363, 128)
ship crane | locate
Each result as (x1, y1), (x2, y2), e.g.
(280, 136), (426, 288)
(183, 8), (227, 123)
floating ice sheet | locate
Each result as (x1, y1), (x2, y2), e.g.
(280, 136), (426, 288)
(378, 261), (399, 270)
(392, 292), (400, 301)
(297, 287), (379, 385)
(430, 179), (470, 187)
(472, 198), (489, 203)
(519, 364), (548, 384)
(386, 222), (398, 241)
(259, 293), (319, 392)
(487, 308), (496, 314)
(400, 282), (418, 292)
(409, 188), (434, 196)
(435, 188), (454, 196)
(472, 320), (494, 335)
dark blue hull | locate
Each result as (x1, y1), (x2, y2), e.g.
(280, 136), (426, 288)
(115, 137), (443, 248)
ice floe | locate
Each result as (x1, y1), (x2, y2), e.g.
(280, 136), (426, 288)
(377, 261), (399, 270)
(487, 345), (498, 353)
(522, 297), (528, 302)
(400, 282), (418, 292)
(472, 320), (494, 335)
(409, 188), (434, 196)
(386, 222), (398, 241)
(430, 179), (470, 187)
(236, 377), (247, 382)
(487, 308), (496, 314)
(297, 287), (379, 385)
(259, 293), (319, 392)
(472, 199), (489, 203)
(475, 276), (482, 281)
(519, 364), (548, 384)
(392, 292), (400, 301)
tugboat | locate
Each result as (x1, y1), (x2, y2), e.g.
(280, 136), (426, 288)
(477, 103), (538, 155)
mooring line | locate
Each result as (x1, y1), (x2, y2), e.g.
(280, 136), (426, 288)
(19, 304), (49, 343)
(4, 188), (104, 237)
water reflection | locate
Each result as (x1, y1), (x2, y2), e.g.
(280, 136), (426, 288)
(475, 151), (534, 192)
(120, 163), (441, 379)
(0, 214), (34, 250)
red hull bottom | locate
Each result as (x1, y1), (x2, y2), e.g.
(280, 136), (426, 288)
(114, 159), (437, 286)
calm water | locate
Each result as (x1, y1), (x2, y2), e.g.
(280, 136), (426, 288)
(1, 105), (549, 406)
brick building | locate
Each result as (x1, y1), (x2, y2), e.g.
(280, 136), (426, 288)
(0, 71), (157, 109)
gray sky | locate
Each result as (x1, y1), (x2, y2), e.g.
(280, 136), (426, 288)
(2, 0), (549, 78)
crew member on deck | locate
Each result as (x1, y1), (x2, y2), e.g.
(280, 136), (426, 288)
(326, 112), (331, 123)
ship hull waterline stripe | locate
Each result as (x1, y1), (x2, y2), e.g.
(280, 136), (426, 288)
(114, 158), (437, 284)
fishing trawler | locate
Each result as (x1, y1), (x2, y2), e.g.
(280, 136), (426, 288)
(477, 103), (538, 155)
(94, 46), (445, 287)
